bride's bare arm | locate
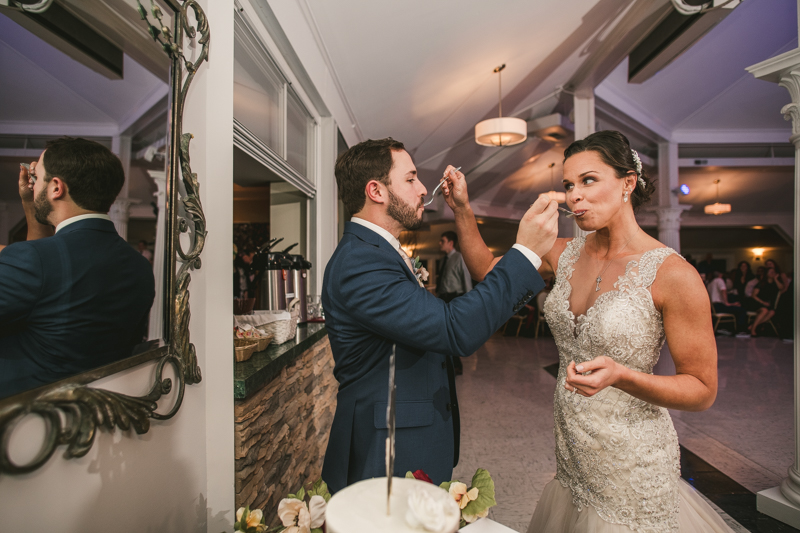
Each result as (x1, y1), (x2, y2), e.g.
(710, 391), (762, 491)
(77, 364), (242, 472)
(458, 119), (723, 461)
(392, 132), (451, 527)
(441, 167), (562, 281)
(565, 254), (718, 411)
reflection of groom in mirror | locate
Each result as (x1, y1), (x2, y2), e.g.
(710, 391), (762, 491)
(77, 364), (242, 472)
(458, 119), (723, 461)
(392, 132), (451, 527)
(0, 137), (155, 398)
(321, 138), (558, 492)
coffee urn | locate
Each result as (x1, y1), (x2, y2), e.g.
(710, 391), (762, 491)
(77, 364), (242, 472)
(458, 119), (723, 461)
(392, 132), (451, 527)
(289, 254), (313, 322)
(255, 250), (292, 311)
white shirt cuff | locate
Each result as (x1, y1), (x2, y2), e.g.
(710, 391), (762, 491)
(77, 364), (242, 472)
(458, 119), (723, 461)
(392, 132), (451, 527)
(511, 244), (542, 270)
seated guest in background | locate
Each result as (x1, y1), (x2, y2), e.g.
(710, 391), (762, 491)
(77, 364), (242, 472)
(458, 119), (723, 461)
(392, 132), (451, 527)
(774, 271), (794, 342)
(696, 253), (715, 279)
(749, 267), (781, 337)
(708, 270), (749, 336)
(733, 261), (754, 299)
(743, 266), (765, 311)
(724, 270), (737, 302)
(764, 259), (789, 294)
(0, 137), (156, 398)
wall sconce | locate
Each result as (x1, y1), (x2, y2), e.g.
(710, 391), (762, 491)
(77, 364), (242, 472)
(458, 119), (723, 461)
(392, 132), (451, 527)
(752, 248), (765, 261)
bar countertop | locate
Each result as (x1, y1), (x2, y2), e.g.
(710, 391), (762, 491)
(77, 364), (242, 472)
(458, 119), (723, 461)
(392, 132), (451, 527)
(234, 322), (327, 400)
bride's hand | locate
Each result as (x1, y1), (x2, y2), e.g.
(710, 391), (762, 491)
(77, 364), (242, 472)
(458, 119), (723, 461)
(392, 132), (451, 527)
(564, 357), (623, 397)
(440, 166), (469, 211)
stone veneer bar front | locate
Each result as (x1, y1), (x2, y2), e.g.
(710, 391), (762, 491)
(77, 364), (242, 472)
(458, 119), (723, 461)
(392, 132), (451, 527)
(234, 323), (336, 527)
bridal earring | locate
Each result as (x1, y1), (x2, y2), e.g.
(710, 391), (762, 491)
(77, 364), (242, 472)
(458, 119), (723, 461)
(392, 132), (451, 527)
(623, 191), (629, 203)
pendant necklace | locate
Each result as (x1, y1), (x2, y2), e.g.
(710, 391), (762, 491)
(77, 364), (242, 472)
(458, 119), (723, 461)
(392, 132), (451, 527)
(594, 229), (639, 292)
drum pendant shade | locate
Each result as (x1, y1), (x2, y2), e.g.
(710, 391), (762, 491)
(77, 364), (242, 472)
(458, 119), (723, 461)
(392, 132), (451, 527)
(475, 117), (528, 147)
(475, 64), (527, 147)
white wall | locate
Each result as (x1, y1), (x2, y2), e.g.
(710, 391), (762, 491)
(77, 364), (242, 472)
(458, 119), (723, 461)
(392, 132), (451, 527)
(0, 1), (236, 531)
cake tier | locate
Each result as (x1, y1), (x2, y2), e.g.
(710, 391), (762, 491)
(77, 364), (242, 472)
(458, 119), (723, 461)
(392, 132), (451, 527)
(326, 477), (460, 533)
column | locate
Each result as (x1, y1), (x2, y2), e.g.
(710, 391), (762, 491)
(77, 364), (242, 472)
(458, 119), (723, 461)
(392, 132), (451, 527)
(647, 142), (691, 252)
(572, 93), (595, 239)
(747, 45), (800, 528)
(650, 205), (691, 252)
(109, 197), (136, 240)
(147, 170), (167, 341)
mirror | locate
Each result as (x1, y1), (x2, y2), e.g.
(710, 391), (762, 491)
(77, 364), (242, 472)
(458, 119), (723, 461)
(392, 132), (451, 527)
(0, 0), (208, 474)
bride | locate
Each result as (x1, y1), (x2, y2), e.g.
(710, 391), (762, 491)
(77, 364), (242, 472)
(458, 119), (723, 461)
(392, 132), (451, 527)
(441, 130), (733, 532)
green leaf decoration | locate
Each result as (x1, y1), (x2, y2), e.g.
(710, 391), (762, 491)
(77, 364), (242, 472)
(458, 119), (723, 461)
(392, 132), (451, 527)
(460, 518), (468, 529)
(287, 493), (297, 500)
(460, 469), (496, 516)
(405, 471), (415, 479)
(136, 3), (147, 20)
(148, 25), (161, 40)
(311, 529), (323, 533)
(439, 481), (453, 492)
(296, 487), (306, 501)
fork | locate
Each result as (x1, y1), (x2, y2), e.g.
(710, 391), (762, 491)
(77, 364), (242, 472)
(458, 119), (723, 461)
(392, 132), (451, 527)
(423, 167), (461, 207)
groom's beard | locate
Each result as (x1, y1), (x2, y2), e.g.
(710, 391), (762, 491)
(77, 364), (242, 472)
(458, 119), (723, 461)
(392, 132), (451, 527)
(387, 187), (423, 231)
(33, 186), (53, 226)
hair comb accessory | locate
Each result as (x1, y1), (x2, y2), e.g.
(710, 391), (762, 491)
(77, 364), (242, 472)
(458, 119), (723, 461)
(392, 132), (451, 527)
(631, 149), (645, 189)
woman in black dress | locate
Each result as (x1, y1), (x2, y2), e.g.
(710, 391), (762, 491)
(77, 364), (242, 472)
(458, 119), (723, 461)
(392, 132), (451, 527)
(749, 267), (780, 336)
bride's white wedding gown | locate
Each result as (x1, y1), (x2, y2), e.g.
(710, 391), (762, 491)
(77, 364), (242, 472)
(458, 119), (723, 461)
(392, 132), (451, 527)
(528, 237), (734, 533)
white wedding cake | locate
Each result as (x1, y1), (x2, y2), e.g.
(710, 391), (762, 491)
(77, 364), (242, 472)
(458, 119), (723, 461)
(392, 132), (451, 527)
(326, 477), (460, 533)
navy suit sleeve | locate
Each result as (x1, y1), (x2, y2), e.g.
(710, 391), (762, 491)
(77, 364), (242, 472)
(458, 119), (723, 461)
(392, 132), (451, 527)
(330, 247), (544, 357)
(0, 243), (44, 329)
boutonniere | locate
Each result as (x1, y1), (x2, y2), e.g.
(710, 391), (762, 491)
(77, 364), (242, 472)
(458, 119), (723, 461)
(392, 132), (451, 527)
(413, 256), (429, 287)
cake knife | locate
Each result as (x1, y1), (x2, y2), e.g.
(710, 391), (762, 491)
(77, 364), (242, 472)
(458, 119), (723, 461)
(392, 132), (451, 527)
(385, 343), (397, 515)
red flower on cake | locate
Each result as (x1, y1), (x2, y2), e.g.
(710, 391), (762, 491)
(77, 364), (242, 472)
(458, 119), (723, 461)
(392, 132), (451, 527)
(412, 470), (434, 484)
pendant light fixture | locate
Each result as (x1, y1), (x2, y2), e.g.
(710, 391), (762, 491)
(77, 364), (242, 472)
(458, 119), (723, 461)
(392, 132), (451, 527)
(539, 162), (566, 203)
(704, 179), (731, 215)
(475, 64), (527, 147)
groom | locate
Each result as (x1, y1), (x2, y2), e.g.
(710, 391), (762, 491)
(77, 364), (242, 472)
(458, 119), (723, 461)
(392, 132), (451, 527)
(321, 138), (557, 493)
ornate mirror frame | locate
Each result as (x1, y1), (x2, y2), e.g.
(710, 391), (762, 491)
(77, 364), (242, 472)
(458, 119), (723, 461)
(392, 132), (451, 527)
(0, 0), (209, 475)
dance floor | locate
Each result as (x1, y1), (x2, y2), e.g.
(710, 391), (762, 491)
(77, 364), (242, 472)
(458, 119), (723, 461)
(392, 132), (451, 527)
(452, 333), (796, 532)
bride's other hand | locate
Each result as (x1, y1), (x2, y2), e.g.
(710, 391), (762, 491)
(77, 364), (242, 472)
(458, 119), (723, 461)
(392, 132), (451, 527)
(440, 165), (469, 211)
(565, 358), (624, 396)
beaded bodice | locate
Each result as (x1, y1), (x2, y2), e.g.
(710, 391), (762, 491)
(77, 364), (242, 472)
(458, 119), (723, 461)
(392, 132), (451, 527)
(544, 237), (681, 533)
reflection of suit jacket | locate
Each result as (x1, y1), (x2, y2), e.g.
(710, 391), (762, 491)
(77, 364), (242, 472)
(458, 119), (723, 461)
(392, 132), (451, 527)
(0, 218), (155, 398)
(321, 222), (544, 493)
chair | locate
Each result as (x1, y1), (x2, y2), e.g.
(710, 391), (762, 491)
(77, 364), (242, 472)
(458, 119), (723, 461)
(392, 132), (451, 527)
(710, 303), (736, 334)
(503, 313), (525, 336)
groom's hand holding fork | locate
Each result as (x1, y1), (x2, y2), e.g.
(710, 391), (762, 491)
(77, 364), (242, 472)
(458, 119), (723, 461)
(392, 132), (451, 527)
(441, 165), (558, 259)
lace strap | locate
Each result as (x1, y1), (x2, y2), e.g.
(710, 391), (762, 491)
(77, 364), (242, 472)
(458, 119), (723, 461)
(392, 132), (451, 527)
(639, 247), (681, 288)
(556, 237), (585, 280)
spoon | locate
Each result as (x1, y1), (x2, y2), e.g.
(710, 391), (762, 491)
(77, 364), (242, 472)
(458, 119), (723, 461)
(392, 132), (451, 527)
(558, 207), (577, 218)
(423, 167), (461, 207)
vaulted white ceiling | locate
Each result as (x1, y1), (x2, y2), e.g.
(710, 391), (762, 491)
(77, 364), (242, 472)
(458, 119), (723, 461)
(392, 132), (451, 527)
(303, 0), (795, 230)
(0, 13), (167, 134)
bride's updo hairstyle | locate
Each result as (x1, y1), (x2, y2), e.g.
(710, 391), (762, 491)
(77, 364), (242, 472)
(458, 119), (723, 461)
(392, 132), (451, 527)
(563, 130), (655, 211)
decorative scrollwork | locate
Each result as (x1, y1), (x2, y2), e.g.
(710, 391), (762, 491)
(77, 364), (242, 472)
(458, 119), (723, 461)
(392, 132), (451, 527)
(0, 0), (209, 475)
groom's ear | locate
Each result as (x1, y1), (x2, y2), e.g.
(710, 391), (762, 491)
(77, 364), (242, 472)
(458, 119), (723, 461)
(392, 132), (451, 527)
(365, 179), (388, 205)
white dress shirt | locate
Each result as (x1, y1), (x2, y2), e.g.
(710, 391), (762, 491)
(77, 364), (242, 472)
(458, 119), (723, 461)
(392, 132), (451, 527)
(55, 213), (113, 233)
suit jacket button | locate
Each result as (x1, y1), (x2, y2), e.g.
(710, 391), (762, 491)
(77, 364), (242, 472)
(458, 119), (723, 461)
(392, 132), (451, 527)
(446, 403), (451, 411)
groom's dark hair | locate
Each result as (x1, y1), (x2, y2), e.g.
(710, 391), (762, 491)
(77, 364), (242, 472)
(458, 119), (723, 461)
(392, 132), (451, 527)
(335, 137), (406, 216)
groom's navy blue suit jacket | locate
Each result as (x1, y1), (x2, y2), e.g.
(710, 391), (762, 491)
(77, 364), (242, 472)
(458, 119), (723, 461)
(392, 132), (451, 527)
(0, 218), (155, 398)
(321, 221), (545, 493)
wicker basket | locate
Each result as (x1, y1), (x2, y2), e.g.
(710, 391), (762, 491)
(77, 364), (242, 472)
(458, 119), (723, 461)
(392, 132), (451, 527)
(260, 299), (300, 344)
(253, 334), (274, 352)
(234, 339), (259, 363)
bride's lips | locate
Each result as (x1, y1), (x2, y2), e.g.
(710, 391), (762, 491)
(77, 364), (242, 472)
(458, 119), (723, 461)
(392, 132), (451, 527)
(573, 209), (587, 217)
